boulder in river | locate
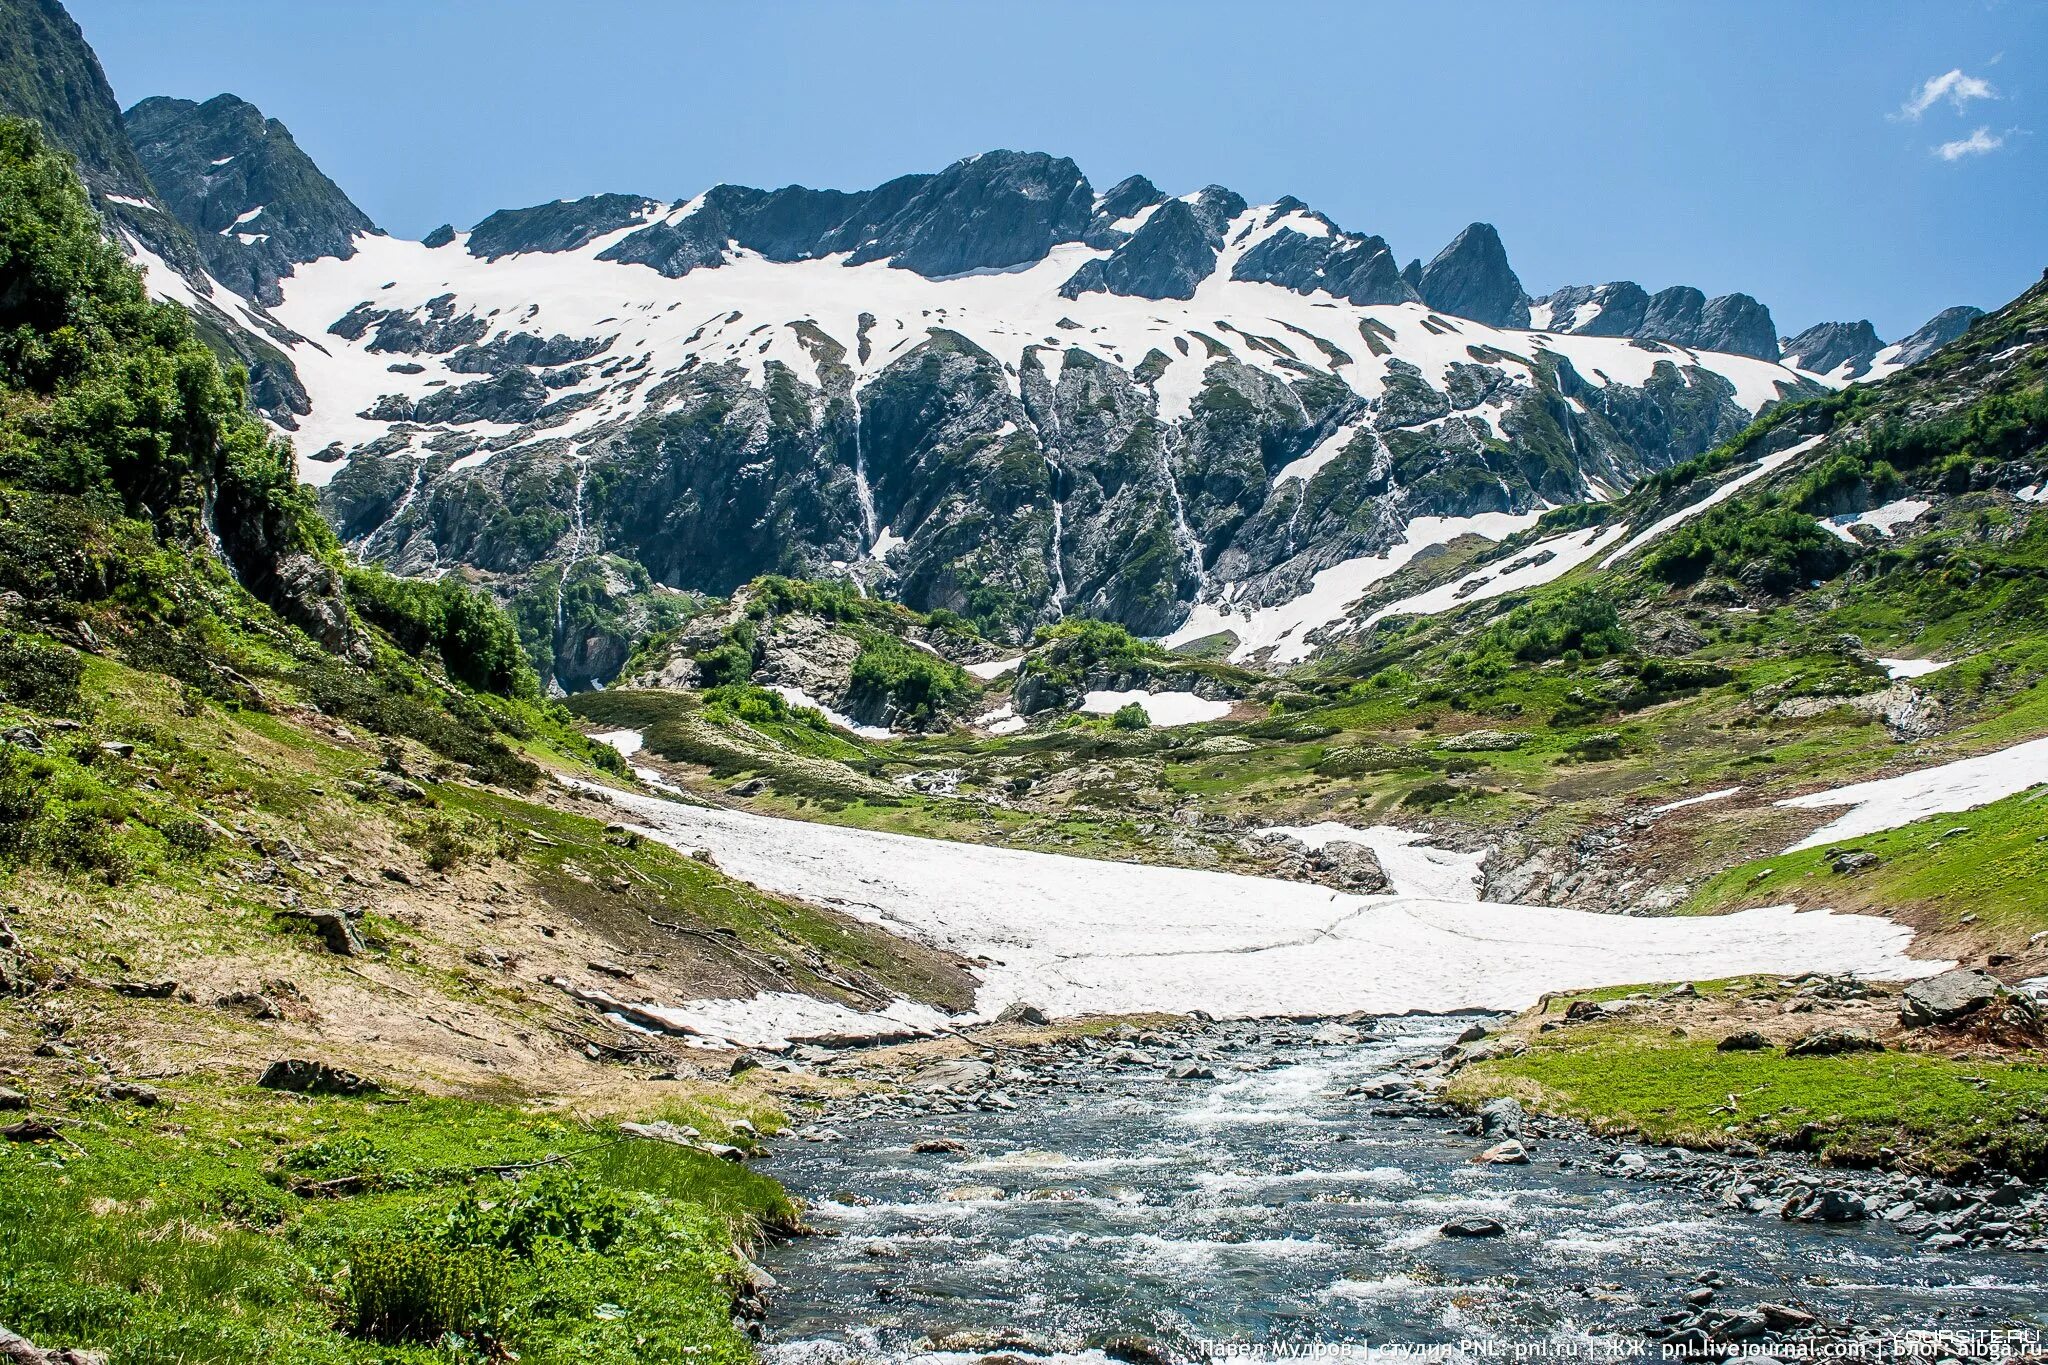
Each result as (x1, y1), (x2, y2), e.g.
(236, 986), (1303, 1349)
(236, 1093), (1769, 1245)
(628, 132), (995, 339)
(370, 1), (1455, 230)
(1440, 1214), (1507, 1237)
(1781, 1187), (1867, 1222)
(1478, 1096), (1525, 1138)
(1473, 1139), (1529, 1165)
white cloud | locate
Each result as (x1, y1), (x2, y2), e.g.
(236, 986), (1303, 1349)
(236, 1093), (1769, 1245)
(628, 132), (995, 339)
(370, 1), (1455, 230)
(1934, 126), (2004, 160)
(1898, 68), (1997, 120)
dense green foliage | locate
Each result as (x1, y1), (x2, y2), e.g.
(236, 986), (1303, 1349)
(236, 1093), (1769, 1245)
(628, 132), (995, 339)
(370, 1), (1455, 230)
(0, 117), (323, 595)
(0, 1085), (793, 1364)
(1640, 501), (1851, 591)
(1476, 585), (1631, 663)
(0, 117), (613, 791)
(846, 630), (969, 723)
(1016, 617), (1162, 693)
(344, 568), (537, 698)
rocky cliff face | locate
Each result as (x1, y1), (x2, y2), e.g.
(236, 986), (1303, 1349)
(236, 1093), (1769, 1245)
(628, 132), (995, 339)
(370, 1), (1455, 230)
(42, 57), (1944, 688)
(1781, 305), (1989, 381)
(294, 198), (1827, 683)
(1781, 319), (1885, 379)
(1416, 223), (1530, 329)
(1535, 281), (1781, 360)
(124, 93), (380, 305)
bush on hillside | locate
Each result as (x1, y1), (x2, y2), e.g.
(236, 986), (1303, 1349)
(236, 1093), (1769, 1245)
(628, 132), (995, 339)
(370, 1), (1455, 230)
(345, 569), (537, 699)
(1480, 586), (1631, 662)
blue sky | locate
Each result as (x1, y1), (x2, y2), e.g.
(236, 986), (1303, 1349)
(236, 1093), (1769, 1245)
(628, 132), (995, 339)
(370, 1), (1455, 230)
(70, 0), (2044, 337)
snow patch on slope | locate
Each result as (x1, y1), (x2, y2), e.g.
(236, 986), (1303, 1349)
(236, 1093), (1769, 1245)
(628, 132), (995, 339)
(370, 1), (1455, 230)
(1079, 689), (1233, 727)
(1820, 499), (1931, 544)
(581, 783), (1940, 1033)
(1163, 511), (1541, 665)
(1778, 735), (2048, 852)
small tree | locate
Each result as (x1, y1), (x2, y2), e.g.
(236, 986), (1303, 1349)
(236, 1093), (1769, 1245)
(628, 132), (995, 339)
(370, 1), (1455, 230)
(1110, 702), (1150, 730)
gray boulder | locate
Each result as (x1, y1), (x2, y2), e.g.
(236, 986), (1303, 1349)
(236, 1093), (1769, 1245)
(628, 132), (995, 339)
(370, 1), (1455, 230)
(1477, 1095), (1525, 1138)
(1784, 1027), (1883, 1058)
(1901, 968), (2004, 1027)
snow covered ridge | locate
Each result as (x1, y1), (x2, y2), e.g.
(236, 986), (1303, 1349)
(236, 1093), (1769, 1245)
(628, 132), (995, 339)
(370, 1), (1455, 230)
(261, 222), (1823, 477)
(566, 781), (1942, 1049)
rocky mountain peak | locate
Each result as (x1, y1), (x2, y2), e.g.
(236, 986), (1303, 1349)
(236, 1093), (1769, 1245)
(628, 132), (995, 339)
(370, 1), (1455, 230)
(124, 92), (380, 305)
(1061, 194), (1228, 301)
(1416, 223), (1529, 329)
(1536, 281), (1779, 361)
(1890, 305), (1984, 367)
(1781, 318), (1884, 378)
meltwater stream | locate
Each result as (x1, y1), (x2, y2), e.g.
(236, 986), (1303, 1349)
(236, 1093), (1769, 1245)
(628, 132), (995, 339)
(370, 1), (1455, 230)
(760, 1018), (2047, 1363)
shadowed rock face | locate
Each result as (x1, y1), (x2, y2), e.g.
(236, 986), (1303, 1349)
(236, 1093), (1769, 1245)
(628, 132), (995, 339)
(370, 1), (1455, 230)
(1417, 223), (1530, 329)
(1539, 282), (1781, 361)
(1889, 305), (1984, 366)
(595, 151), (1094, 281)
(1231, 202), (1417, 307)
(466, 193), (661, 260)
(1061, 188), (1246, 301)
(1782, 319), (1885, 377)
(125, 93), (379, 305)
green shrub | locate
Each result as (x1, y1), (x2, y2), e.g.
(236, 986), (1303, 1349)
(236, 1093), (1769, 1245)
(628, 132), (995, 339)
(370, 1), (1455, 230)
(0, 632), (82, 714)
(847, 632), (969, 723)
(1481, 586), (1631, 662)
(1641, 503), (1851, 592)
(443, 1171), (631, 1256)
(345, 1232), (511, 1344)
(344, 568), (538, 699)
(1109, 702), (1149, 730)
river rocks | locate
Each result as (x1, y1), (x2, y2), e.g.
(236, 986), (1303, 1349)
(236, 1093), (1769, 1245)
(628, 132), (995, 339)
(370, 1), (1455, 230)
(939, 1184), (1005, 1202)
(909, 1059), (995, 1092)
(1783, 1027), (1882, 1057)
(1477, 1096), (1525, 1139)
(1717, 1030), (1770, 1052)
(1901, 967), (2004, 1026)
(1165, 1062), (1215, 1080)
(1473, 1139), (1529, 1165)
(1781, 1187), (1867, 1223)
(1439, 1214), (1506, 1237)
(911, 1137), (966, 1154)
(921, 1328), (1043, 1355)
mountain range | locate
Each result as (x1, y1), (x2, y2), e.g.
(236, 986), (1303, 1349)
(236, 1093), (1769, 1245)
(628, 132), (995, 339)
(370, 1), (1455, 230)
(0, 0), (1986, 689)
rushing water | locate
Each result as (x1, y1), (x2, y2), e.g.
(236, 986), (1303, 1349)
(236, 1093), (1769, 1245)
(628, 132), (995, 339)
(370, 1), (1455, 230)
(760, 1018), (2048, 1363)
